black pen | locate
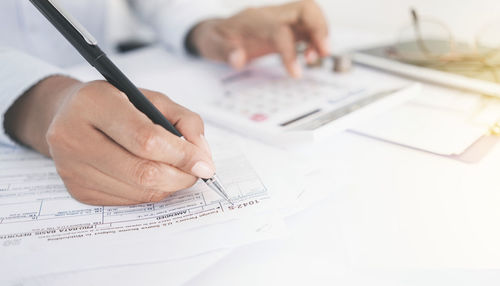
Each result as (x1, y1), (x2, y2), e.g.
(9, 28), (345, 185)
(29, 0), (233, 204)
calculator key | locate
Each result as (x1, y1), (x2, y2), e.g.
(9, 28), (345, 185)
(239, 108), (251, 115)
(250, 113), (268, 122)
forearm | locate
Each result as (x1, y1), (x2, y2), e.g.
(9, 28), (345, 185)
(4, 76), (81, 156)
(180, 1), (329, 77)
(128, 0), (227, 53)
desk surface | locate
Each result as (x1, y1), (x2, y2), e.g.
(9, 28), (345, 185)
(186, 130), (500, 285)
(22, 27), (500, 286)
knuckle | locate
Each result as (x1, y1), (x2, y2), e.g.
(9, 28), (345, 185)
(78, 81), (127, 106)
(135, 126), (159, 154)
(76, 82), (101, 102)
(146, 92), (160, 105)
(299, 0), (317, 13)
(66, 186), (95, 205)
(140, 189), (170, 203)
(147, 92), (168, 106)
(55, 165), (74, 182)
(173, 143), (194, 169)
(112, 91), (130, 105)
(45, 121), (81, 155)
(45, 122), (68, 149)
(45, 123), (61, 146)
(183, 111), (204, 131)
(133, 160), (161, 187)
(189, 112), (203, 125)
(302, 0), (313, 8)
(241, 7), (258, 17)
(161, 137), (187, 166)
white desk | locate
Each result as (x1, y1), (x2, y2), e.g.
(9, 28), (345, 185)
(20, 28), (500, 286)
(186, 130), (500, 285)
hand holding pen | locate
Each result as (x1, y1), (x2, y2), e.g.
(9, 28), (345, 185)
(5, 0), (232, 205)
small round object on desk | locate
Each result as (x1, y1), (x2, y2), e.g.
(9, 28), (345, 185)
(306, 57), (324, 68)
(333, 54), (352, 73)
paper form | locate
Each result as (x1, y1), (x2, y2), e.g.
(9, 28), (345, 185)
(351, 85), (500, 156)
(0, 142), (284, 280)
(0, 142), (270, 241)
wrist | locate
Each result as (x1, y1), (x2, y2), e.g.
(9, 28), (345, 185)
(185, 24), (201, 56)
(185, 19), (223, 57)
(4, 75), (81, 155)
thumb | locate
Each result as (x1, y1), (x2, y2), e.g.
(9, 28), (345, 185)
(211, 33), (246, 69)
(194, 20), (247, 69)
(228, 48), (247, 70)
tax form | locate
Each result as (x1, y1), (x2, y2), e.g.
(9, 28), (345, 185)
(0, 140), (283, 280)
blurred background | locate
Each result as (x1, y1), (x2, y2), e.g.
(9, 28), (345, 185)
(108, 0), (500, 51)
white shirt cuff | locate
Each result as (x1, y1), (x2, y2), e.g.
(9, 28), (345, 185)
(131, 0), (229, 54)
(0, 48), (66, 147)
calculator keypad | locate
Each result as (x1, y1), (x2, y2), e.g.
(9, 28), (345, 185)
(216, 77), (356, 122)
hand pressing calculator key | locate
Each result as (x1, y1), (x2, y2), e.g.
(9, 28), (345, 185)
(199, 66), (420, 147)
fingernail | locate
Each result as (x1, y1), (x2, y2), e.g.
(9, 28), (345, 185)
(291, 61), (302, 78)
(229, 49), (245, 69)
(191, 161), (215, 179)
(200, 134), (212, 156)
(323, 38), (331, 55)
(306, 51), (318, 64)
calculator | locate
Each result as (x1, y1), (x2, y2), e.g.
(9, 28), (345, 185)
(199, 66), (420, 147)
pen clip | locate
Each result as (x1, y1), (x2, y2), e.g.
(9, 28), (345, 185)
(47, 0), (98, 46)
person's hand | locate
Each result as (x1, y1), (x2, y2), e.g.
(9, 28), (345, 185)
(187, 0), (329, 78)
(4, 76), (214, 205)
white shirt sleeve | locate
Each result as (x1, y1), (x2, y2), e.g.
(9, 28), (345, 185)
(0, 47), (66, 146)
(128, 0), (228, 54)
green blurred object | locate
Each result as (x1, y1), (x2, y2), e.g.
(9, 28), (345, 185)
(373, 8), (500, 84)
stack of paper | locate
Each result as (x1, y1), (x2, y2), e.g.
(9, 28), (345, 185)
(0, 47), (347, 284)
(0, 135), (295, 282)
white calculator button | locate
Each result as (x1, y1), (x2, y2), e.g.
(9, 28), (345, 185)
(239, 109), (251, 115)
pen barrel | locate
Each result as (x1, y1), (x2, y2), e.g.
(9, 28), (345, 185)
(94, 55), (182, 137)
(29, 0), (103, 64)
(29, 0), (182, 137)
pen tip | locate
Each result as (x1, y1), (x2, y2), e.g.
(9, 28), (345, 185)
(205, 174), (234, 205)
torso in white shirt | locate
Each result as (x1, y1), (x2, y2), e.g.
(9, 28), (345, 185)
(0, 0), (108, 67)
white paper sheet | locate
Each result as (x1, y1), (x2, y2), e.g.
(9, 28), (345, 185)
(0, 141), (285, 281)
(351, 85), (500, 156)
(16, 249), (232, 286)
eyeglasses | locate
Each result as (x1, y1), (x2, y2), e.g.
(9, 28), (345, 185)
(386, 9), (500, 83)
